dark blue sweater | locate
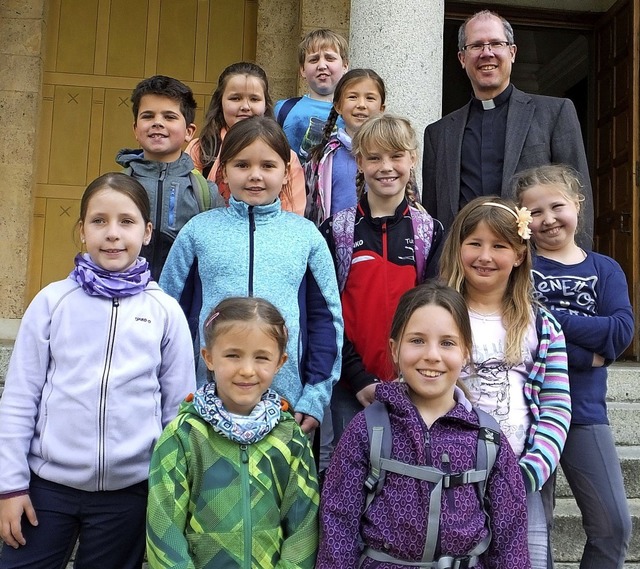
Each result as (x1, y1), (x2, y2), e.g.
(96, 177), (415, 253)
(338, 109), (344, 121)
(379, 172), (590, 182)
(531, 252), (634, 424)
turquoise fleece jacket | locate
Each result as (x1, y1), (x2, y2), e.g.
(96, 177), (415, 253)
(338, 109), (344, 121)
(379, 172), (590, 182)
(159, 197), (343, 422)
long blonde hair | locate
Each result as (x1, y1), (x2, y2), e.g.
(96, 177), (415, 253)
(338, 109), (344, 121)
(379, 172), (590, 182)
(439, 196), (534, 365)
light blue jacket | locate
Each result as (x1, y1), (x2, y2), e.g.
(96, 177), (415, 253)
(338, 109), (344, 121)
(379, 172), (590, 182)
(159, 197), (343, 422)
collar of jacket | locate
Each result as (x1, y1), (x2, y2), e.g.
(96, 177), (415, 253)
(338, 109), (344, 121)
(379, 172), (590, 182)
(228, 195), (283, 222)
(115, 148), (196, 177)
(377, 382), (477, 426)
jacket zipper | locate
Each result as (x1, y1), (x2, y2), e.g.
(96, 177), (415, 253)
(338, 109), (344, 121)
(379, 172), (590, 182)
(382, 221), (390, 318)
(153, 165), (167, 271)
(424, 428), (431, 466)
(248, 206), (256, 296)
(98, 297), (119, 490)
(240, 444), (251, 568)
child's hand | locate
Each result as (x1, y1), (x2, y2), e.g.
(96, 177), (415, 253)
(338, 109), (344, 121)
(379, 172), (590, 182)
(356, 384), (377, 407)
(0, 494), (38, 548)
(592, 353), (605, 367)
(294, 412), (320, 434)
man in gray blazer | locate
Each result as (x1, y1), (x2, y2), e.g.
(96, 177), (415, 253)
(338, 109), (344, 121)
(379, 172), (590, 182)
(422, 10), (593, 249)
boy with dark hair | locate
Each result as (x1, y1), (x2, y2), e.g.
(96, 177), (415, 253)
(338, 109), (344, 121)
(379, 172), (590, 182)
(117, 75), (222, 280)
(275, 29), (349, 161)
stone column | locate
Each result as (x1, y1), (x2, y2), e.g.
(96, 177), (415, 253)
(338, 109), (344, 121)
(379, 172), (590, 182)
(348, 0), (444, 177)
(0, 0), (46, 328)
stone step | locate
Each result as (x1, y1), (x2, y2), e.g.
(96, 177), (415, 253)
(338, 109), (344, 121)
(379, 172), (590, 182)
(551, 497), (640, 563)
(608, 402), (640, 446)
(555, 445), (640, 499)
(606, 364), (640, 402)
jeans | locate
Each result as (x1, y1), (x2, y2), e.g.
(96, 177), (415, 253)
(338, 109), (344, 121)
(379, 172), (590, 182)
(0, 473), (147, 569)
(528, 490), (549, 569)
(330, 383), (364, 448)
(318, 405), (334, 471)
(560, 424), (630, 569)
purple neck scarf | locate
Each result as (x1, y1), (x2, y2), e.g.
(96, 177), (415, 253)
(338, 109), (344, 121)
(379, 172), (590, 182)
(70, 253), (151, 298)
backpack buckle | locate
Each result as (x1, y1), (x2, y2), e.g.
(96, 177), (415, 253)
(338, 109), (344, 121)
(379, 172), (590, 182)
(443, 472), (466, 488)
(452, 556), (473, 569)
(364, 473), (379, 492)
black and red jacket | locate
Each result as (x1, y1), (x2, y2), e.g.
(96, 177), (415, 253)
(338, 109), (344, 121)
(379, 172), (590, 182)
(321, 195), (443, 394)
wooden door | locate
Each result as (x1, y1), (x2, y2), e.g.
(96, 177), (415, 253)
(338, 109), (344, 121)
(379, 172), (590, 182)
(27, 0), (258, 302)
(594, 0), (639, 358)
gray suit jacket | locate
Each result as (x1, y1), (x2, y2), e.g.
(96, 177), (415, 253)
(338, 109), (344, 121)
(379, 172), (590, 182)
(422, 86), (593, 249)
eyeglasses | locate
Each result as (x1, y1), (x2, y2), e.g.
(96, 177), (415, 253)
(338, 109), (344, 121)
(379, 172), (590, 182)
(462, 41), (511, 53)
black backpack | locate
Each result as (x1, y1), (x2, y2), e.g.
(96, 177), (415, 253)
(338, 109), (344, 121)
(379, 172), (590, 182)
(361, 400), (501, 568)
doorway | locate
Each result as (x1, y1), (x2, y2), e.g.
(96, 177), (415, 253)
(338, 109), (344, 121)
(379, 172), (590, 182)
(443, 1), (639, 358)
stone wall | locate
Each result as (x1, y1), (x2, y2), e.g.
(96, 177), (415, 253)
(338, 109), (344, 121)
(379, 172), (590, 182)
(257, 0), (350, 101)
(0, 0), (47, 319)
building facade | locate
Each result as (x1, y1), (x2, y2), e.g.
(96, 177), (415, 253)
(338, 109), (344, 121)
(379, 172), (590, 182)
(1, 0), (637, 354)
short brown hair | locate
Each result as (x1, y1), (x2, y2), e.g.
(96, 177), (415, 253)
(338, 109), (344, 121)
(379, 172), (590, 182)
(131, 75), (197, 125)
(79, 172), (151, 225)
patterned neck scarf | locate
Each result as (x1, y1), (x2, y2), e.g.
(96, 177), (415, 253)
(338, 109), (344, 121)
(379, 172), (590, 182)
(192, 382), (282, 444)
(70, 253), (151, 298)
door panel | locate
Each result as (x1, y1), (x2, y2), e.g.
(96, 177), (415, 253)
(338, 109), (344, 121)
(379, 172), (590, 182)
(106, 0), (149, 78)
(157, 0), (199, 79)
(49, 86), (93, 185)
(594, 0), (639, 357)
(28, 0), (258, 302)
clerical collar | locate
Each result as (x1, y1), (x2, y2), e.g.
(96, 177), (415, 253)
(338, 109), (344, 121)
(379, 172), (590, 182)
(471, 83), (513, 111)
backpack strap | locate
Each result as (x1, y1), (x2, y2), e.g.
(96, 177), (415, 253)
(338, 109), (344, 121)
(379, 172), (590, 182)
(361, 402), (501, 568)
(408, 206), (435, 283)
(464, 408), (501, 560)
(188, 169), (212, 212)
(363, 400), (391, 512)
(276, 96), (302, 126)
(474, 409), (500, 500)
(331, 206), (357, 293)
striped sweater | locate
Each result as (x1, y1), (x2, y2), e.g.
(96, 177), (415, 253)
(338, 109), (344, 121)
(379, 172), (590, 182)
(519, 307), (571, 492)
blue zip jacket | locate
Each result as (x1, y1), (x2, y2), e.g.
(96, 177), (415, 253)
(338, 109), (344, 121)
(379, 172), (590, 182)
(159, 196), (343, 422)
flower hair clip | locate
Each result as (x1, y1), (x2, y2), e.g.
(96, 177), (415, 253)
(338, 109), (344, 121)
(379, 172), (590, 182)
(514, 206), (532, 240)
(482, 202), (532, 240)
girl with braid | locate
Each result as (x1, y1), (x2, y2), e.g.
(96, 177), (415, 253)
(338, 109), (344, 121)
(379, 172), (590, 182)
(319, 113), (443, 448)
(305, 69), (386, 226)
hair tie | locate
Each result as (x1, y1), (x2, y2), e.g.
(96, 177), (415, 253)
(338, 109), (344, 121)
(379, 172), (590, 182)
(205, 311), (220, 328)
(482, 202), (532, 240)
